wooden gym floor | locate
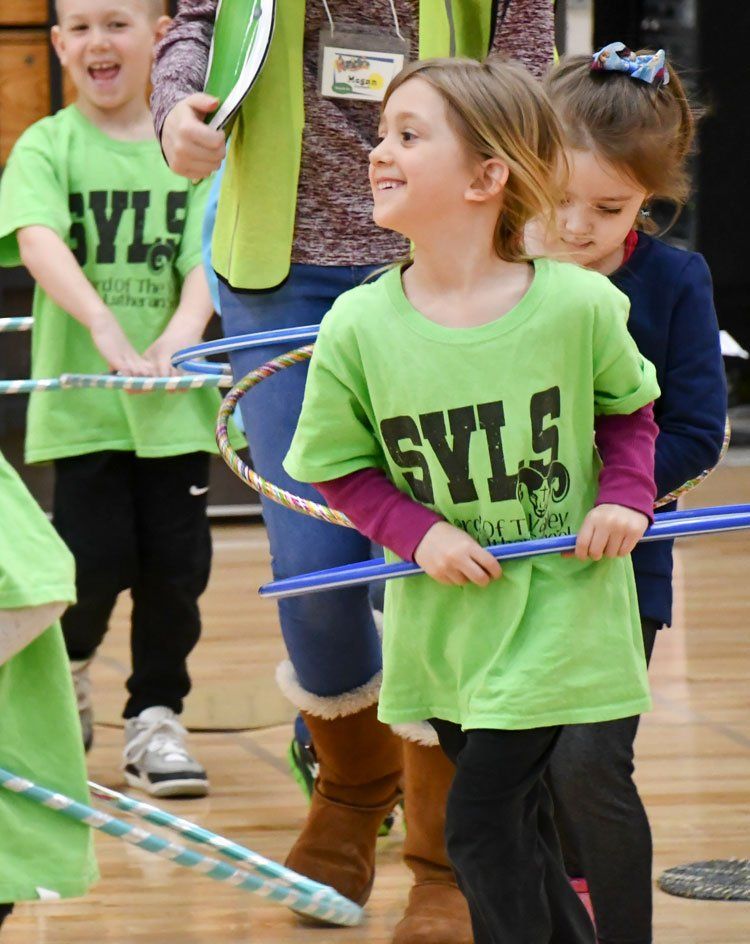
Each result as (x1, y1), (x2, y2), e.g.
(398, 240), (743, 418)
(4, 465), (750, 943)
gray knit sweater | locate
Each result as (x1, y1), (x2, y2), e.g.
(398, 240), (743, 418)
(152, 1), (554, 267)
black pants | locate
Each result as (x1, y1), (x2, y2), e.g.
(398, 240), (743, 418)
(547, 618), (659, 944)
(55, 451), (212, 719)
(0, 903), (13, 929)
(431, 719), (596, 944)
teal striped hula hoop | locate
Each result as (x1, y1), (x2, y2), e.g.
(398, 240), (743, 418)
(88, 780), (348, 900)
(0, 373), (231, 396)
(0, 316), (33, 332)
(0, 767), (362, 926)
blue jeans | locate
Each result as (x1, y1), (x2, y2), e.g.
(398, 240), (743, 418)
(219, 264), (384, 699)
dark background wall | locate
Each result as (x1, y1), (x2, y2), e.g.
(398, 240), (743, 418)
(593, 0), (750, 349)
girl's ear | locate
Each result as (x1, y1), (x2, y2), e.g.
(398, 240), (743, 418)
(154, 15), (172, 43)
(465, 158), (509, 203)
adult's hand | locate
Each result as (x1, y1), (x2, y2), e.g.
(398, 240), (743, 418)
(162, 94), (226, 179)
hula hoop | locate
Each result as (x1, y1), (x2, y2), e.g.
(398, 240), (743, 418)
(216, 345), (352, 527)
(259, 504), (750, 600)
(654, 417), (731, 508)
(0, 317), (33, 333)
(88, 781), (355, 902)
(0, 373), (230, 396)
(213, 342), (730, 525)
(0, 767), (361, 926)
(60, 373), (231, 392)
(0, 378), (63, 395)
(172, 325), (320, 376)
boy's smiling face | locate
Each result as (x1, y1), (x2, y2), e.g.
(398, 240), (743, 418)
(52, 0), (168, 115)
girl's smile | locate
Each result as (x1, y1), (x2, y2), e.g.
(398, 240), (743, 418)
(368, 78), (478, 242)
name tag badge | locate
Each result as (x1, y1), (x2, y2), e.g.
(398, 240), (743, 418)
(318, 26), (410, 103)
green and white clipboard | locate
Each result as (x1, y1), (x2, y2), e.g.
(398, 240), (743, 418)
(203, 0), (276, 132)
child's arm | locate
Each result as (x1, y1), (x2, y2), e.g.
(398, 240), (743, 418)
(286, 310), (501, 588)
(572, 404), (657, 561)
(0, 603), (67, 667)
(576, 287), (661, 561)
(151, 0), (225, 179)
(143, 264), (214, 375)
(314, 469), (443, 563)
(315, 470), (502, 587)
(651, 256), (727, 498)
(595, 405), (657, 520)
(17, 226), (154, 376)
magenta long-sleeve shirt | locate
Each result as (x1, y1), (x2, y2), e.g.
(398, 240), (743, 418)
(315, 404), (657, 562)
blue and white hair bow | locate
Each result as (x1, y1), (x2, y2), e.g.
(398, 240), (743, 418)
(591, 42), (670, 87)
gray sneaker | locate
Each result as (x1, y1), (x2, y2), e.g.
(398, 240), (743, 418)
(70, 659), (94, 752)
(123, 706), (209, 798)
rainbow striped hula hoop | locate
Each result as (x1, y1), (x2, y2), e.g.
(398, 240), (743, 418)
(216, 345), (353, 527)
(214, 340), (730, 523)
(0, 767), (361, 926)
(0, 316), (33, 332)
(654, 417), (731, 508)
(0, 373), (230, 396)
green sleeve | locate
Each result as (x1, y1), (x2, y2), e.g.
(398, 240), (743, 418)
(176, 177), (212, 279)
(283, 310), (385, 484)
(0, 122), (70, 268)
(592, 288), (660, 415)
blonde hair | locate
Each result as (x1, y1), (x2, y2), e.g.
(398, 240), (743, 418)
(382, 56), (566, 263)
(55, 0), (166, 22)
(546, 53), (698, 231)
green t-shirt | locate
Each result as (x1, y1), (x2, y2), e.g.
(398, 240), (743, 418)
(285, 260), (661, 730)
(0, 450), (74, 609)
(0, 449), (98, 900)
(0, 105), (221, 463)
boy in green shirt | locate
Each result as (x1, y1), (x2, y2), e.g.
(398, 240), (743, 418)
(0, 0), (219, 797)
(0, 448), (99, 928)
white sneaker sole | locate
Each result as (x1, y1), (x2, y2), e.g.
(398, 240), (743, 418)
(124, 769), (210, 799)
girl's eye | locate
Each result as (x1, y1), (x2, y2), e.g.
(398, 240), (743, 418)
(598, 206), (623, 215)
(110, 21), (128, 28)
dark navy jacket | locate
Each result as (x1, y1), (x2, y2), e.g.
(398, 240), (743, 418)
(610, 233), (727, 626)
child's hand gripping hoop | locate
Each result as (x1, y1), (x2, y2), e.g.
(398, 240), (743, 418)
(0, 767), (362, 926)
(0, 321), (232, 393)
(172, 332), (734, 597)
(260, 504), (750, 599)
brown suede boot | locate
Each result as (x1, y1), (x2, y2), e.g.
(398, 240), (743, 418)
(393, 738), (473, 944)
(285, 703), (403, 906)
